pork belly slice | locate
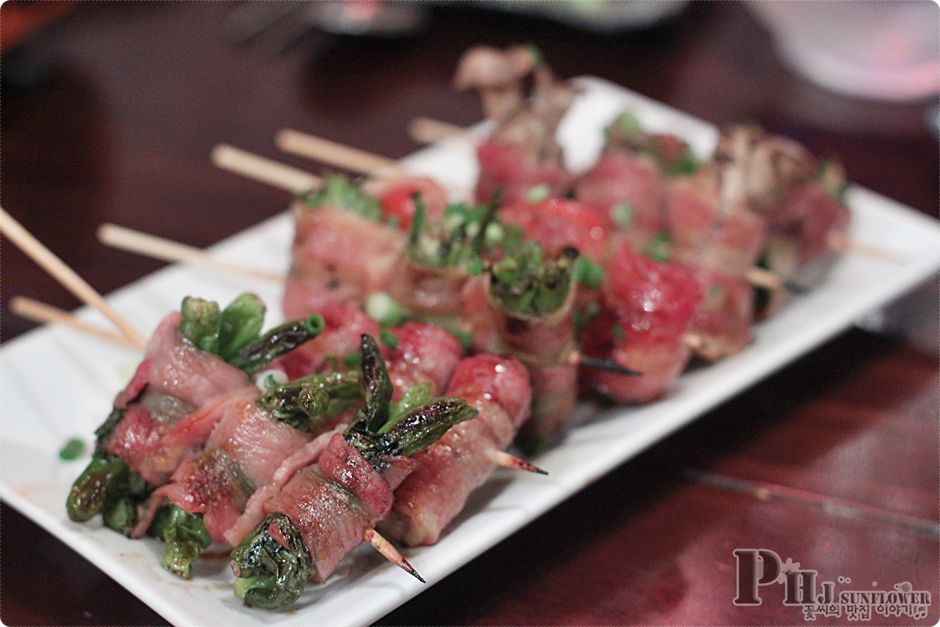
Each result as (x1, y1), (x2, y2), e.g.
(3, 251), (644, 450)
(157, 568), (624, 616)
(575, 150), (665, 249)
(475, 137), (569, 206)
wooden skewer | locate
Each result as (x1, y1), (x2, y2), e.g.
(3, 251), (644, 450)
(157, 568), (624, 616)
(569, 350), (641, 376)
(362, 528), (425, 583)
(0, 207), (148, 348)
(486, 449), (548, 475)
(276, 129), (401, 177)
(211, 144), (321, 194)
(744, 267), (783, 291)
(98, 223), (282, 282)
(408, 116), (468, 145)
(827, 231), (901, 264)
(10, 296), (143, 349)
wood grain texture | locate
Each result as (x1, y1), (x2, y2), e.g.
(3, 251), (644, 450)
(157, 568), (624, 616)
(1, 2), (936, 625)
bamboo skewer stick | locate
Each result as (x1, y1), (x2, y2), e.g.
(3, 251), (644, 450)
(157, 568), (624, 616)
(362, 528), (425, 583)
(10, 297), (143, 349)
(0, 207), (148, 348)
(745, 267), (783, 291)
(826, 231), (901, 264)
(211, 144), (321, 194)
(486, 449), (548, 475)
(98, 223), (282, 282)
(276, 129), (401, 177)
(408, 116), (468, 145)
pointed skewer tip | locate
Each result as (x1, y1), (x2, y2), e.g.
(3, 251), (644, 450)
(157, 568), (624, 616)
(487, 448), (548, 475)
(363, 528), (426, 584)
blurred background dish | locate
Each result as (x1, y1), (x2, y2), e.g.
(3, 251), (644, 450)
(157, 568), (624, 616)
(747, 1), (939, 102)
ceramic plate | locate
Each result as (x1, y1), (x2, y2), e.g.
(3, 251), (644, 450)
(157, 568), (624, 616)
(2, 77), (939, 626)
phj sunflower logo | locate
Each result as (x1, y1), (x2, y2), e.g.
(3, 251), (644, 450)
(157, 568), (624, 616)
(733, 548), (932, 621)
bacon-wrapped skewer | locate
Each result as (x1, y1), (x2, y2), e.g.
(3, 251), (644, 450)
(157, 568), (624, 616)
(456, 45), (575, 205)
(762, 159), (851, 317)
(66, 293), (326, 540)
(229, 334), (476, 609)
(583, 243), (703, 404)
(575, 112), (698, 250)
(130, 314), (464, 576)
(284, 176), (405, 317)
(662, 126), (775, 360)
(382, 354), (532, 546)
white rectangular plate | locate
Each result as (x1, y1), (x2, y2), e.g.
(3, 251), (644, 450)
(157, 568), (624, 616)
(2, 77), (939, 626)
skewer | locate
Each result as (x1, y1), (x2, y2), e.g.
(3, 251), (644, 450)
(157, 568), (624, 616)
(211, 144), (320, 194)
(408, 116), (900, 266)
(9, 296), (143, 349)
(570, 350), (641, 376)
(0, 206), (148, 348)
(276, 129), (400, 177)
(22, 287), (551, 480)
(408, 116), (467, 145)
(97, 223), (282, 282)
(362, 527), (425, 583)
(486, 449), (548, 475)
(265, 131), (799, 297)
(826, 231), (901, 264)
(12, 299), (558, 476)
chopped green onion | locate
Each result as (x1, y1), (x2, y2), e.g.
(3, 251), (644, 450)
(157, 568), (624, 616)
(59, 437), (85, 461)
(614, 112), (642, 134)
(526, 184), (550, 204)
(643, 232), (672, 262)
(572, 256), (604, 289)
(484, 222), (505, 248)
(379, 328), (400, 349)
(612, 202), (634, 228)
(365, 292), (409, 326)
(303, 174), (381, 220)
(613, 323), (625, 341)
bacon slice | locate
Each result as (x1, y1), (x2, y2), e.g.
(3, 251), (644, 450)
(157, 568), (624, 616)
(364, 176), (449, 231)
(688, 268), (753, 361)
(500, 198), (611, 264)
(768, 181), (851, 280)
(382, 355), (532, 546)
(135, 387), (313, 543)
(475, 137), (568, 206)
(264, 433), (413, 582)
(575, 150), (665, 249)
(284, 204), (405, 318)
(385, 322), (464, 401)
(585, 243), (702, 403)
(268, 305), (380, 379)
(665, 168), (768, 276)
(105, 313), (252, 485)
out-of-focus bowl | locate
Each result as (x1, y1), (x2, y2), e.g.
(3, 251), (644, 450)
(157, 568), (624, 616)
(748, 1), (939, 102)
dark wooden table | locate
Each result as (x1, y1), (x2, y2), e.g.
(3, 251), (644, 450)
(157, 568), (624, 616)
(2, 3), (937, 625)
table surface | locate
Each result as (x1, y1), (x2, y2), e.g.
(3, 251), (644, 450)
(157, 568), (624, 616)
(1, 2), (937, 625)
